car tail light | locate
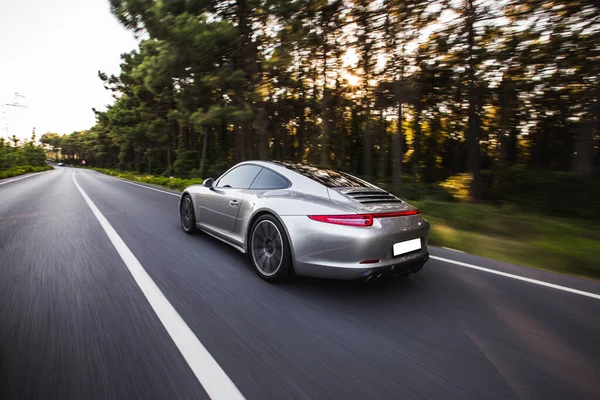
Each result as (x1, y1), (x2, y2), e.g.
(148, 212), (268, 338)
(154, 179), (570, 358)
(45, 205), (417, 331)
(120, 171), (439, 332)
(359, 259), (380, 264)
(308, 210), (419, 227)
(372, 210), (420, 218)
(308, 214), (374, 226)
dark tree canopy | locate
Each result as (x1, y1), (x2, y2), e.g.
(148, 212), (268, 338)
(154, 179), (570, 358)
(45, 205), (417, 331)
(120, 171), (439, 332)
(42, 0), (600, 201)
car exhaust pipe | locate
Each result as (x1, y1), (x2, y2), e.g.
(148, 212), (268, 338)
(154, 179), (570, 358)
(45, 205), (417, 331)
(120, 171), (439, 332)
(362, 271), (382, 283)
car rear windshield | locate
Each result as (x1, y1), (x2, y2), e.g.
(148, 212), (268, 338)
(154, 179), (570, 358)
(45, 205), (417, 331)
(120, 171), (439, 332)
(272, 161), (374, 188)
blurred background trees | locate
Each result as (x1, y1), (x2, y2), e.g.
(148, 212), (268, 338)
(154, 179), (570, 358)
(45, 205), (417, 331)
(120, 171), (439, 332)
(41, 0), (600, 207)
(0, 130), (49, 178)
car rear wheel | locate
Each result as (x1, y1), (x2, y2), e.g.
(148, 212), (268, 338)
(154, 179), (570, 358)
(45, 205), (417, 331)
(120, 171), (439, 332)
(180, 195), (198, 234)
(249, 215), (292, 282)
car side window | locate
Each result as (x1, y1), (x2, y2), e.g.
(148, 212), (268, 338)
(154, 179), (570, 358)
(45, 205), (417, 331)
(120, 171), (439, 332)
(250, 168), (290, 190)
(216, 165), (262, 189)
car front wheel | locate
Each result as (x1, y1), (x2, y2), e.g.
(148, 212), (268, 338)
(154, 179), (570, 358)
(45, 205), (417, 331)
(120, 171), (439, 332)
(180, 194), (198, 234)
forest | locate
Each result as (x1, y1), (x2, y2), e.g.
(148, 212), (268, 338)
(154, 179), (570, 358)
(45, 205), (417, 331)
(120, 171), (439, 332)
(40, 0), (599, 207)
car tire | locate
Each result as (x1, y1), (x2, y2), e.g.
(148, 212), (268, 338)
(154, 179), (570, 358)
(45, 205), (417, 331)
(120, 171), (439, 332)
(249, 214), (292, 282)
(180, 194), (198, 234)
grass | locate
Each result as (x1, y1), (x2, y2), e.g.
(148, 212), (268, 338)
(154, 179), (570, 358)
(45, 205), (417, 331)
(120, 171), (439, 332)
(89, 168), (204, 191)
(0, 165), (53, 179)
(89, 167), (600, 282)
(411, 199), (600, 281)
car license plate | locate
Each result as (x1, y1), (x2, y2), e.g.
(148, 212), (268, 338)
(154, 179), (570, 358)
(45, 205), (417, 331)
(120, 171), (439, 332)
(393, 238), (421, 256)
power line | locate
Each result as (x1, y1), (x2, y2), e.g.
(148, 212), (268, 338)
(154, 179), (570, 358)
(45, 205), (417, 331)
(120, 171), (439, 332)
(2, 92), (27, 138)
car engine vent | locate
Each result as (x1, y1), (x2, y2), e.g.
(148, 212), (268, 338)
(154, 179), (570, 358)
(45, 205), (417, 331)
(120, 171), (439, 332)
(342, 189), (403, 204)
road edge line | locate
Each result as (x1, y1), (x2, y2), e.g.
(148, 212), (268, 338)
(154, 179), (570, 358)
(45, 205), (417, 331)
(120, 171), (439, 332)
(72, 172), (245, 400)
(91, 171), (180, 197)
(441, 247), (465, 253)
(0, 169), (53, 186)
(430, 255), (600, 300)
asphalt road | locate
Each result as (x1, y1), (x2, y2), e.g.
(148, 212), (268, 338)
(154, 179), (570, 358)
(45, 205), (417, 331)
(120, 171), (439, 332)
(1, 167), (599, 400)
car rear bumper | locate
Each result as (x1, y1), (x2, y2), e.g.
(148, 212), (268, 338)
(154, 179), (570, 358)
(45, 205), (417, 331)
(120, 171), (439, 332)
(292, 251), (429, 280)
(355, 253), (429, 281)
(280, 215), (430, 280)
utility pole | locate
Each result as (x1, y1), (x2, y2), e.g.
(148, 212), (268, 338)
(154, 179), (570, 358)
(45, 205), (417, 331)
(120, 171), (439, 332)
(2, 92), (27, 139)
(0, 110), (7, 137)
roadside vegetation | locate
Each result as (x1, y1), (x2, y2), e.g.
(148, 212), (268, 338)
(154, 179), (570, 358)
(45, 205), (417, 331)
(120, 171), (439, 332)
(414, 199), (600, 281)
(90, 167), (203, 191)
(1, 165), (53, 179)
(0, 134), (52, 179)
(381, 172), (600, 281)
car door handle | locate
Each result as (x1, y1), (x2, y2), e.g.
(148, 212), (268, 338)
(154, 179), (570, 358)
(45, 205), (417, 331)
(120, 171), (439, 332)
(229, 200), (239, 207)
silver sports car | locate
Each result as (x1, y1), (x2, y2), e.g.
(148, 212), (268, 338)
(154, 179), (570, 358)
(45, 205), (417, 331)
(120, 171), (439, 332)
(179, 161), (430, 282)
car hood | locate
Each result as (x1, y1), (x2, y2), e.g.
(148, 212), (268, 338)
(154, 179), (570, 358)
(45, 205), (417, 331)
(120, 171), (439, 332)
(327, 187), (418, 214)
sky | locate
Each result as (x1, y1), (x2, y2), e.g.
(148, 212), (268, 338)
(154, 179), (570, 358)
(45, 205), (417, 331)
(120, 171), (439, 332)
(0, 0), (138, 142)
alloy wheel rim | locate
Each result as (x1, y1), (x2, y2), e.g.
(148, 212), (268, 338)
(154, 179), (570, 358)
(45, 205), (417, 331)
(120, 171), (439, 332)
(251, 220), (283, 276)
(181, 197), (193, 230)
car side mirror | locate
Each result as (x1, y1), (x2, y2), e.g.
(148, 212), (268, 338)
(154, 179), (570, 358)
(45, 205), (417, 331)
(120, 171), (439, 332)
(203, 178), (214, 188)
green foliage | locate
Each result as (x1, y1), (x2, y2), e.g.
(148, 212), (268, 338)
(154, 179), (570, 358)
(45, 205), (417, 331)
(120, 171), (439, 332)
(22, 142), (47, 167)
(436, 167), (600, 221)
(0, 133), (49, 178)
(173, 150), (201, 177)
(90, 167), (203, 191)
(482, 167), (600, 221)
(378, 179), (456, 202)
(413, 199), (600, 281)
(439, 174), (472, 202)
(0, 165), (53, 179)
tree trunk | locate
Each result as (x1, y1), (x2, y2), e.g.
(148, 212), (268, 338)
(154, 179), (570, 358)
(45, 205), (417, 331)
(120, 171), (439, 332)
(235, 124), (244, 162)
(321, 87), (331, 167)
(200, 129), (208, 176)
(413, 99), (423, 179)
(243, 120), (253, 160)
(363, 102), (372, 179)
(320, 20), (331, 168)
(309, 77), (319, 163)
(466, 0), (481, 201)
(574, 121), (594, 176)
(339, 123), (346, 170)
(392, 103), (403, 195)
(558, 100), (572, 170)
(358, 0), (373, 179)
(499, 80), (509, 167)
(275, 123), (283, 160)
(135, 149), (140, 172)
(508, 123), (518, 164)
(166, 147), (171, 176)
(378, 112), (387, 183)
(297, 95), (306, 162)
(235, 0), (255, 163)
(257, 104), (269, 160)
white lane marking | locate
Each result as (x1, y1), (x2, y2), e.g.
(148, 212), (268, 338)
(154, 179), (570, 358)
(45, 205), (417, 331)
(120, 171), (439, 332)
(0, 169), (53, 186)
(91, 171), (180, 197)
(442, 246), (465, 253)
(72, 173), (245, 400)
(430, 255), (600, 300)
